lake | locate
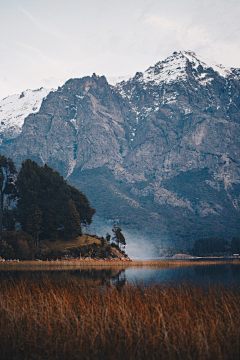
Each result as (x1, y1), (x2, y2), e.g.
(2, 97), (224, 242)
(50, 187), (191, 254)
(120, 263), (240, 285)
(1, 262), (240, 286)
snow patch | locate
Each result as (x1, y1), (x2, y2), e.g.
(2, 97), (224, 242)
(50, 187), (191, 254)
(183, 51), (233, 78)
(0, 87), (54, 139)
(70, 118), (79, 131)
(141, 53), (188, 85)
(66, 159), (76, 178)
(107, 75), (132, 85)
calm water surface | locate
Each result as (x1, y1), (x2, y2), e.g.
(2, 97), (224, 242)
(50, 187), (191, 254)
(1, 263), (240, 286)
(122, 264), (240, 285)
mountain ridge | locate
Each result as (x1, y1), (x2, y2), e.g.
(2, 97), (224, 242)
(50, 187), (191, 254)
(1, 51), (240, 253)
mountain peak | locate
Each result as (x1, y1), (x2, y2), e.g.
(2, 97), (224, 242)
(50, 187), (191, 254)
(179, 50), (232, 78)
(0, 50), (240, 246)
(125, 50), (234, 89)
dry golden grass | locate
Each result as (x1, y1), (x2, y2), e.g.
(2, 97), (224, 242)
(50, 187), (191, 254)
(48, 234), (102, 251)
(1, 259), (240, 271)
(0, 279), (240, 360)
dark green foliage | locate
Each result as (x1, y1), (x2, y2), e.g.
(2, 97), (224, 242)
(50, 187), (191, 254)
(16, 160), (71, 240)
(0, 154), (17, 232)
(26, 205), (42, 240)
(105, 232), (111, 244)
(16, 159), (94, 241)
(3, 207), (16, 231)
(0, 231), (34, 260)
(192, 237), (230, 256)
(100, 236), (105, 246)
(64, 199), (82, 238)
(68, 185), (95, 225)
(231, 237), (240, 254)
(112, 224), (126, 248)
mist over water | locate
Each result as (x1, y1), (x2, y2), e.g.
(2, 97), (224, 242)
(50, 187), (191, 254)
(89, 216), (159, 260)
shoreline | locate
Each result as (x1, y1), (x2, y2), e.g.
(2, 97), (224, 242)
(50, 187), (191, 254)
(0, 258), (240, 270)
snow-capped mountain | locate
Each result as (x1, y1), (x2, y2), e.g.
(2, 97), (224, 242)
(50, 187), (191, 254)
(0, 77), (132, 140)
(116, 50), (240, 118)
(0, 87), (54, 140)
(1, 51), (240, 248)
(1, 51), (238, 141)
(118, 51), (238, 90)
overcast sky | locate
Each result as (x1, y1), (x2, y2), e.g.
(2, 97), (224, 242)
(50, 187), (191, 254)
(1, 0), (240, 99)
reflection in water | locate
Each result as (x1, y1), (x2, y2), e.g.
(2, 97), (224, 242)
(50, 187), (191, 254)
(1, 264), (240, 286)
(0, 268), (126, 286)
(121, 264), (240, 286)
(193, 264), (240, 284)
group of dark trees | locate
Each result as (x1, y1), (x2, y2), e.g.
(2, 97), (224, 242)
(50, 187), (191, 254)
(0, 155), (95, 246)
(192, 237), (240, 256)
(0, 156), (17, 233)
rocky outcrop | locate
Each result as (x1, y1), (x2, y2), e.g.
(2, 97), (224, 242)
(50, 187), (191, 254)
(3, 75), (136, 178)
(117, 51), (240, 188)
(80, 246), (131, 261)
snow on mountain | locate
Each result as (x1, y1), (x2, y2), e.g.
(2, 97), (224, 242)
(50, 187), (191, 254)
(183, 51), (233, 78)
(118, 51), (237, 92)
(107, 75), (132, 85)
(0, 87), (54, 141)
(1, 51), (239, 142)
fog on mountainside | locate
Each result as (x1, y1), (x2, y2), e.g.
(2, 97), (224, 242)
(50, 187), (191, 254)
(1, 50), (240, 251)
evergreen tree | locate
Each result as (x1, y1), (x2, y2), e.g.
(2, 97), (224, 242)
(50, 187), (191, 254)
(68, 185), (95, 225)
(193, 237), (229, 256)
(106, 232), (111, 244)
(64, 199), (82, 238)
(112, 224), (126, 248)
(3, 207), (16, 231)
(0, 155), (17, 232)
(26, 205), (42, 248)
(16, 159), (93, 240)
(231, 237), (240, 254)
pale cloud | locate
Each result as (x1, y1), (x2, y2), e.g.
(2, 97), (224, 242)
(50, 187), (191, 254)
(19, 6), (66, 39)
(145, 15), (184, 33)
(17, 42), (76, 80)
(1, 0), (240, 99)
(144, 11), (240, 67)
(145, 14), (211, 48)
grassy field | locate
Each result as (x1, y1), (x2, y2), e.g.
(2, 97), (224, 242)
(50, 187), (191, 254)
(51, 234), (102, 250)
(37, 234), (102, 253)
(0, 279), (240, 360)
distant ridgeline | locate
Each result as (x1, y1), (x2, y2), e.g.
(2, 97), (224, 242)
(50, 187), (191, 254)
(0, 50), (240, 248)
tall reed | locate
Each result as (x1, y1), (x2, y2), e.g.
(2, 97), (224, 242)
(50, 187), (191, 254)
(0, 279), (240, 359)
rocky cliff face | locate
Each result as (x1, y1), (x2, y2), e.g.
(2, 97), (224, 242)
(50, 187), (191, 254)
(117, 51), (240, 187)
(1, 51), (240, 250)
(4, 74), (136, 178)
